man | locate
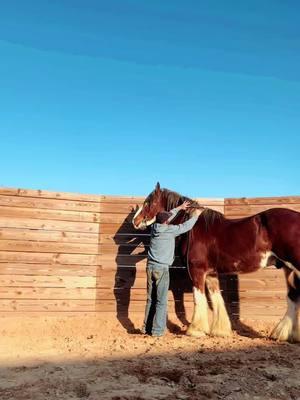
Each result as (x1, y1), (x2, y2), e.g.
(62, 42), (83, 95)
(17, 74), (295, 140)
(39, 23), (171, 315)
(142, 201), (201, 336)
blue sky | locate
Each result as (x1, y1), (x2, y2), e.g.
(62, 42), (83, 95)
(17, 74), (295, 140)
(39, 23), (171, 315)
(0, 0), (299, 198)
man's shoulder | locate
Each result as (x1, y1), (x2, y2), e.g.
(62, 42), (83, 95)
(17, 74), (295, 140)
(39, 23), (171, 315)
(153, 223), (168, 231)
(152, 223), (175, 234)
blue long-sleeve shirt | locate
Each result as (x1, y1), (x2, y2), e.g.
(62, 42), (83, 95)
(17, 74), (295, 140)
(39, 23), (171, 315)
(147, 208), (198, 266)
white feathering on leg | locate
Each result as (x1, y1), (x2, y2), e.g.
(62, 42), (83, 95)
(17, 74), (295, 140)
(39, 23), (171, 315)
(186, 287), (209, 337)
(210, 291), (232, 337)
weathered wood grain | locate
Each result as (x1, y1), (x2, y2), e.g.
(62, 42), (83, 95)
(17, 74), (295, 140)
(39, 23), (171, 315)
(0, 194), (100, 212)
(0, 205), (100, 223)
(0, 227), (99, 244)
(0, 216), (99, 233)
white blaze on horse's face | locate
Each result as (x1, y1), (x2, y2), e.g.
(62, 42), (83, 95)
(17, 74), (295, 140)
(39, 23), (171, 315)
(132, 206), (156, 230)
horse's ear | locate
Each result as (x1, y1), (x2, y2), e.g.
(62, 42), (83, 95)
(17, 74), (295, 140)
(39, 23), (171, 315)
(155, 182), (161, 193)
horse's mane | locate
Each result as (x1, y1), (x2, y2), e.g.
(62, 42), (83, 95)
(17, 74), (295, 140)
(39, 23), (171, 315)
(161, 189), (198, 211)
(201, 208), (224, 231)
(146, 188), (224, 229)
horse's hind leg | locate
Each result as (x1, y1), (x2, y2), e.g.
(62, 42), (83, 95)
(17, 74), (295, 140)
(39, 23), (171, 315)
(270, 267), (300, 342)
(206, 274), (232, 337)
(186, 269), (209, 337)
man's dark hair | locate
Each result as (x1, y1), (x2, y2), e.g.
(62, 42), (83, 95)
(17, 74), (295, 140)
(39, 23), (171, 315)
(156, 211), (173, 224)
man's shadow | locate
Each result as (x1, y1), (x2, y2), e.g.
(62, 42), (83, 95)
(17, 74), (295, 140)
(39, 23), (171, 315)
(113, 209), (149, 333)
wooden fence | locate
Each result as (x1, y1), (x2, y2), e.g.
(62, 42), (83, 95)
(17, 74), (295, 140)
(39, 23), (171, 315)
(0, 187), (299, 323)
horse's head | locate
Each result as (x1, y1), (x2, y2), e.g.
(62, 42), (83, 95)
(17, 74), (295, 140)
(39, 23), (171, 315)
(132, 182), (165, 230)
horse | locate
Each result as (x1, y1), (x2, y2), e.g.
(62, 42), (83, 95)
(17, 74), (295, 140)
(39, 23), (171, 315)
(132, 183), (300, 342)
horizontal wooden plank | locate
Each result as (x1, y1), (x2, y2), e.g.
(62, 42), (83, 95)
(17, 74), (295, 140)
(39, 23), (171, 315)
(239, 304), (286, 317)
(0, 299), (97, 312)
(0, 275), (97, 288)
(225, 196), (300, 206)
(0, 239), (98, 255)
(0, 263), (99, 276)
(100, 202), (144, 214)
(0, 194), (100, 212)
(0, 205), (100, 223)
(0, 217), (99, 233)
(0, 228), (98, 244)
(0, 287), (97, 299)
(95, 288), (287, 301)
(100, 212), (136, 224)
(97, 265), (279, 275)
(0, 266), (284, 292)
(0, 281), (286, 302)
(0, 287), (192, 301)
(0, 299), (148, 313)
(100, 272), (285, 292)
(0, 251), (99, 265)
(99, 233), (150, 245)
(0, 187), (101, 202)
(100, 223), (148, 234)
(100, 243), (147, 255)
(225, 203), (300, 217)
(226, 204), (300, 217)
(100, 195), (145, 203)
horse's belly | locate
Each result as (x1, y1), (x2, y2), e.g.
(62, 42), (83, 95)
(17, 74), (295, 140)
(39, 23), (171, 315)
(215, 252), (269, 274)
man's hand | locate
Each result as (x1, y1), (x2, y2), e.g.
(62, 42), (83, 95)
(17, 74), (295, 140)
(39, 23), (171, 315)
(178, 200), (192, 211)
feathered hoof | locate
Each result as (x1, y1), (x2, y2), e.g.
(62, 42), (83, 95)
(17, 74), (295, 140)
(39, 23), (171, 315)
(210, 327), (232, 338)
(270, 318), (293, 342)
(186, 323), (209, 337)
(186, 328), (207, 338)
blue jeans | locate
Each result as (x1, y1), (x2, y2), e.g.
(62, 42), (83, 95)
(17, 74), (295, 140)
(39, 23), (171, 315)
(142, 263), (170, 336)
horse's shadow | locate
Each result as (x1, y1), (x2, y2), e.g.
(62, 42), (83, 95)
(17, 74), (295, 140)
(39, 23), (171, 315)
(218, 275), (263, 338)
(113, 210), (261, 338)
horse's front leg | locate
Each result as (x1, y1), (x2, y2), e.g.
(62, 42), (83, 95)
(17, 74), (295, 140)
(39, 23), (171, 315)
(186, 266), (209, 337)
(206, 274), (232, 337)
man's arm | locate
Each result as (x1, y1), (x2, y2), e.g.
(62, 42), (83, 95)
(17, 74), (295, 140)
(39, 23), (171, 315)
(167, 200), (192, 223)
(168, 209), (202, 237)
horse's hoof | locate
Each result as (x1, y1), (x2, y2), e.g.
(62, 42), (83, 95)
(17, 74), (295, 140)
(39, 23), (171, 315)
(210, 328), (232, 338)
(186, 324), (208, 337)
(186, 329), (206, 338)
(270, 318), (292, 342)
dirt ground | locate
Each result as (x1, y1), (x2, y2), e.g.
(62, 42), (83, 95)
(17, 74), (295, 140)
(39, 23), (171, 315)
(0, 315), (299, 400)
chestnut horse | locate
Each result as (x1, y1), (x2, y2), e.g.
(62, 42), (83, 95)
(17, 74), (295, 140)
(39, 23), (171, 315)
(133, 183), (300, 342)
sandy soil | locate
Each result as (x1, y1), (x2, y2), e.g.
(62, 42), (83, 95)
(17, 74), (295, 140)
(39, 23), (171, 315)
(0, 315), (299, 400)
